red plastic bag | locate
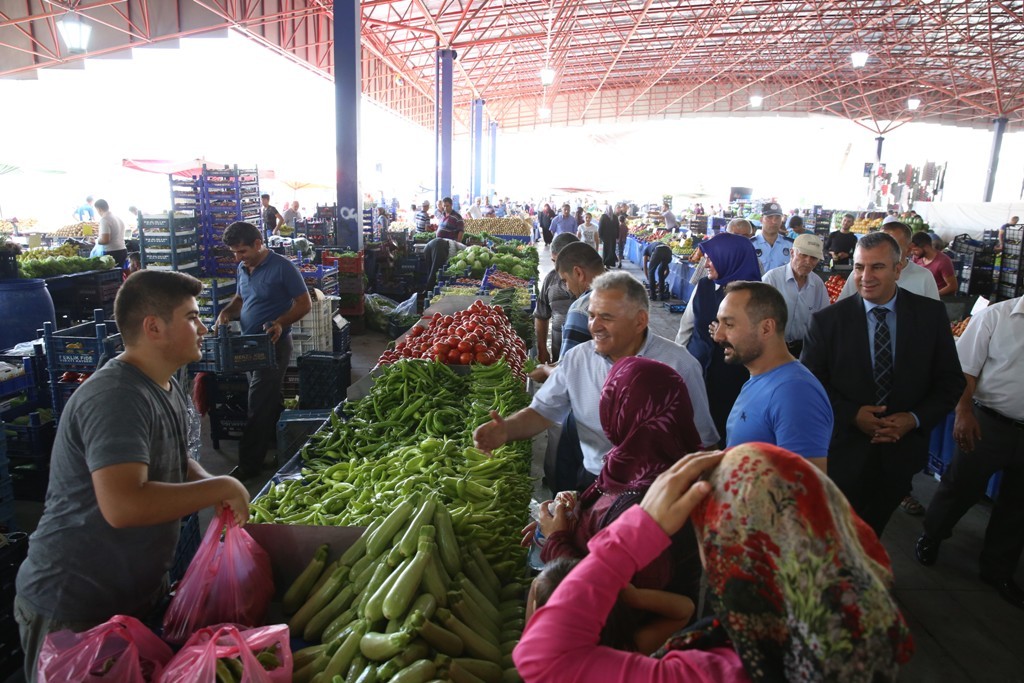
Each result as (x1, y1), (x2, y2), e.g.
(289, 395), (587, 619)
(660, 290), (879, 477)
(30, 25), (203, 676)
(161, 510), (274, 644)
(38, 614), (173, 683)
(158, 623), (292, 683)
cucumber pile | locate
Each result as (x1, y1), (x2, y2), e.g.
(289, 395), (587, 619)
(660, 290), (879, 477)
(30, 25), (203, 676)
(287, 495), (526, 683)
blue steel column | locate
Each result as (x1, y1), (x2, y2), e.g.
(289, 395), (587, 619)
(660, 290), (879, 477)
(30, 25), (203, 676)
(983, 117), (1008, 202)
(334, 0), (361, 250)
(436, 49), (456, 202)
(489, 120), (498, 197)
(471, 99), (485, 202)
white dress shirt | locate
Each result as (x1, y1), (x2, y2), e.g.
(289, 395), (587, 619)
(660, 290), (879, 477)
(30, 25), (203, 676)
(837, 259), (940, 301)
(531, 332), (720, 474)
(762, 264), (830, 342)
(956, 296), (1024, 421)
(467, 204), (483, 219)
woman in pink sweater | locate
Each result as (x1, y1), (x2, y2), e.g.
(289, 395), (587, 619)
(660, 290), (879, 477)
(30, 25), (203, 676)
(515, 443), (915, 683)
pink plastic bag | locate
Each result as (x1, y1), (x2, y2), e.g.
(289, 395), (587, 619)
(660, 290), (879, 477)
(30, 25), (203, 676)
(38, 614), (173, 683)
(158, 623), (293, 683)
(161, 510), (275, 644)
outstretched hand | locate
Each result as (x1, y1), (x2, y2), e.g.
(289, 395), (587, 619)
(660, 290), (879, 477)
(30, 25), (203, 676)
(473, 410), (509, 454)
(639, 451), (724, 537)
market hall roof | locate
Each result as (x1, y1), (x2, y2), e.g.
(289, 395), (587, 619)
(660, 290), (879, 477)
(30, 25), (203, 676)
(1, 0), (1022, 133)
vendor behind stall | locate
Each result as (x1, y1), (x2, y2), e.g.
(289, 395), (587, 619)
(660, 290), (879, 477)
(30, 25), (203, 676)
(14, 271), (251, 683)
(424, 237), (467, 289)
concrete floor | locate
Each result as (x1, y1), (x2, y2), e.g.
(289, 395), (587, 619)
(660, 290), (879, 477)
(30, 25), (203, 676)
(10, 245), (1023, 682)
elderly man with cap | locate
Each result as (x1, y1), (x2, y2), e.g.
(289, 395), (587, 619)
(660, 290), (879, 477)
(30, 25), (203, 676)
(762, 233), (829, 357)
(750, 201), (794, 274)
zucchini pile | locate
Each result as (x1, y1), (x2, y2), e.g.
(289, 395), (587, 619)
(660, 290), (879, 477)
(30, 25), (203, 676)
(287, 495), (525, 683)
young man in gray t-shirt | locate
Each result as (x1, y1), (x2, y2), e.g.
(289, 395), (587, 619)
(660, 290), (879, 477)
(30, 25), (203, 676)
(14, 270), (250, 682)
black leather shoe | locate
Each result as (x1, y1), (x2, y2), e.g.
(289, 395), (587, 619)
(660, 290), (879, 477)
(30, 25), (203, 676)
(981, 577), (1024, 611)
(915, 533), (941, 566)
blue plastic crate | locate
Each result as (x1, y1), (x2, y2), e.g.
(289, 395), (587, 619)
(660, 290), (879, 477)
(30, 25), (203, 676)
(332, 322), (351, 354)
(277, 409), (332, 463)
(2, 412), (55, 460)
(298, 352), (351, 410)
(43, 312), (123, 372)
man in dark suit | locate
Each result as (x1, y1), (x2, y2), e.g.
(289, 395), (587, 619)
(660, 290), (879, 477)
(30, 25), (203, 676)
(801, 232), (965, 537)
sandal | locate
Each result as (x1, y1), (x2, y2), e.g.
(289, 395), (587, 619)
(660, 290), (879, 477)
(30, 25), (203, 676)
(900, 495), (926, 516)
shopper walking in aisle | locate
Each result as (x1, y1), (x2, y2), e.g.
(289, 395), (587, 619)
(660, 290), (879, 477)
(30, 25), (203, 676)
(824, 212), (858, 266)
(532, 357), (704, 601)
(555, 243), (607, 356)
(282, 200), (301, 231)
(14, 271), (251, 683)
(216, 221), (312, 479)
(535, 233), (579, 365)
(476, 271), (718, 490)
(538, 203), (555, 246)
(260, 193), (287, 237)
(909, 232), (957, 296)
(414, 200), (432, 232)
(801, 232), (965, 537)
(616, 214), (629, 266)
(761, 233), (829, 357)
(93, 198), (128, 267)
(436, 196), (465, 242)
(574, 206), (585, 226)
(713, 282), (832, 468)
(597, 213), (619, 268)
(676, 232), (762, 445)
(550, 204), (576, 237)
(916, 295), (1024, 610)
(515, 444), (914, 683)
(837, 220), (939, 302)
(643, 239), (674, 301)
(750, 201), (793, 274)
(577, 212), (600, 250)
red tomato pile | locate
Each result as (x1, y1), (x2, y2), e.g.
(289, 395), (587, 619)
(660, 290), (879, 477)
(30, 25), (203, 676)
(378, 300), (529, 378)
(825, 275), (846, 304)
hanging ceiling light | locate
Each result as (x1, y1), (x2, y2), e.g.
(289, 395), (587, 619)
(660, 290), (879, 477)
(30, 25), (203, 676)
(907, 97), (922, 110)
(57, 11), (92, 54)
(851, 51), (869, 68)
(539, 66), (556, 86)
(748, 95), (764, 108)
(538, 106), (551, 119)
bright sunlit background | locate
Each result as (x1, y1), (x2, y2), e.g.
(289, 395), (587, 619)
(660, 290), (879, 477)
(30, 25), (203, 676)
(1, 29), (1022, 229)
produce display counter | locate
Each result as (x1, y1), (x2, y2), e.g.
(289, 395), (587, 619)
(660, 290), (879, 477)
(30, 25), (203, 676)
(667, 258), (696, 302)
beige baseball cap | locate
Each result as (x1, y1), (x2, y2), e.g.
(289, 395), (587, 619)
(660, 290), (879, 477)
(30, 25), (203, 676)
(793, 233), (824, 260)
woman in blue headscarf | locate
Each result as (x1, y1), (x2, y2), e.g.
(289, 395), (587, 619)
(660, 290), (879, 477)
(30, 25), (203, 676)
(674, 232), (762, 446)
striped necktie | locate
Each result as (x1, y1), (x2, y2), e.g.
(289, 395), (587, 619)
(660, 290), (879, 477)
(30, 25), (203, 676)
(872, 307), (893, 405)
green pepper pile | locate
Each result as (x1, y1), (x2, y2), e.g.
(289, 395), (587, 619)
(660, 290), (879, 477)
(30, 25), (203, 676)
(251, 359), (532, 582)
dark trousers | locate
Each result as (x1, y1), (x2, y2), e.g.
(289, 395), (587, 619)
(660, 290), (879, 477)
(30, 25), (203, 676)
(924, 405), (1024, 580)
(541, 225), (553, 245)
(648, 248), (672, 297)
(831, 441), (923, 538)
(106, 248), (128, 268)
(554, 412), (585, 493)
(240, 334), (292, 471)
(424, 238), (450, 288)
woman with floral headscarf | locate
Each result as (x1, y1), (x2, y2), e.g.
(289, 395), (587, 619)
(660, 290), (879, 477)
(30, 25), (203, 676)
(514, 443), (914, 683)
(674, 232), (762, 445)
(527, 357), (703, 593)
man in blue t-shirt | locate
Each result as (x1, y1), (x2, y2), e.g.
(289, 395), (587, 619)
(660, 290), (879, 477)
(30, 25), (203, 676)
(712, 281), (832, 471)
(217, 221), (312, 478)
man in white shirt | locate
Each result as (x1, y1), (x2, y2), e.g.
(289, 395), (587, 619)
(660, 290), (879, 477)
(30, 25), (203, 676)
(467, 197), (484, 220)
(662, 203), (680, 232)
(838, 219), (939, 301)
(762, 233), (829, 357)
(94, 198), (127, 267)
(474, 271), (718, 490)
(916, 296), (1024, 610)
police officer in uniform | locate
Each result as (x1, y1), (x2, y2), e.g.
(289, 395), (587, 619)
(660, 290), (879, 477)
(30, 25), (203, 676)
(750, 201), (794, 274)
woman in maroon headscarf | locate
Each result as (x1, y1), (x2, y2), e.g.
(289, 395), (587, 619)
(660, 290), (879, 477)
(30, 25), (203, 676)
(528, 356), (703, 591)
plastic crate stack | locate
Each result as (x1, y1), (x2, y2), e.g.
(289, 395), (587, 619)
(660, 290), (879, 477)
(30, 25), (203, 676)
(297, 351), (352, 409)
(813, 210), (835, 237)
(207, 373), (249, 450)
(45, 269), (123, 325)
(0, 530), (28, 678)
(0, 346), (51, 504)
(139, 211), (201, 274)
(949, 233), (995, 297)
(197, 278), (237, 331)
(296, 215), (336, 247)
(323, 252), (366, 317)
(191, 165), (261, 278)
(996, 226), (1023, 300)
(299, 259), (340, 296)
(290, 294), (334, 366)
